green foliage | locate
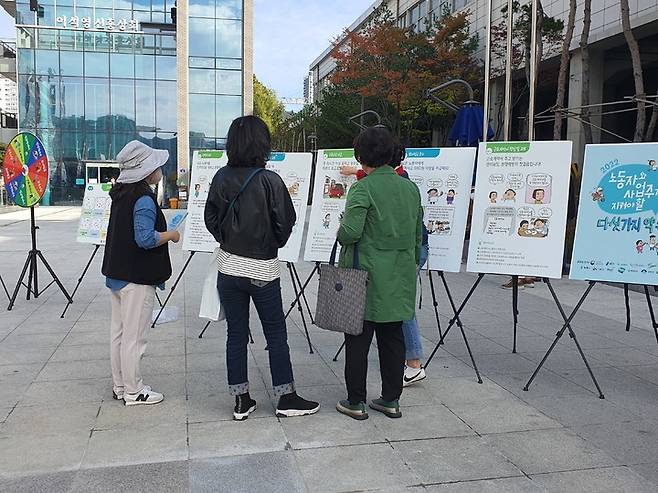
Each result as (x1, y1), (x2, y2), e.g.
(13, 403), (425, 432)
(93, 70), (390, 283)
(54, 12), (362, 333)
(253, 76), (286, 136)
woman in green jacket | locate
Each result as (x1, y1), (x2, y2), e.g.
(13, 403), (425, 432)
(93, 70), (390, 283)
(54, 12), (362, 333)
(336, 127), (423, 420)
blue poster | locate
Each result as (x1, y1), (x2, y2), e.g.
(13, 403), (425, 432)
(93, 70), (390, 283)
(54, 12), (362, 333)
(571, 143), (658, 285)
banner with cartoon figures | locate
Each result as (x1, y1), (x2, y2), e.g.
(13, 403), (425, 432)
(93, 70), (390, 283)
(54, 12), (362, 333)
(182, 150), (228, 253)
(266, 152), (313, 263)
(404, 148), (476, 272)
(77, 183), (112, 245)
(467, 141), (573, 278)
(571, 143), (658, 285)
(304, 149), (358, 262)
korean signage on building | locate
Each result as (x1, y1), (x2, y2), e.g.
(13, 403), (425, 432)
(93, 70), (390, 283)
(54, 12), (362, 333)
(55, 16), (139, 32)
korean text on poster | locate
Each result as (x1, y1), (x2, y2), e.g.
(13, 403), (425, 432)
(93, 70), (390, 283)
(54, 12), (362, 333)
(77, 183), (112, 245)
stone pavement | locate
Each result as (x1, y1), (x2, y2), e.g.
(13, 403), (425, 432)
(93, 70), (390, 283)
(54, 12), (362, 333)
(1, 206), (658, 492)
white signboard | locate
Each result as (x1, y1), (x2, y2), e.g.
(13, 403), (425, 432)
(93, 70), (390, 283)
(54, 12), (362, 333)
(267, 153), (313, 263)
(404, 148), (477, 272)
(466, 141), (573, 278)
(77, 183), (112, 245)
(182, 150), (228, 253)
(304, 149), (358, 262)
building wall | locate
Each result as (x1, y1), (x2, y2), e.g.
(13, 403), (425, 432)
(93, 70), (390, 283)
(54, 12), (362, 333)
(0, 75), (17, 114)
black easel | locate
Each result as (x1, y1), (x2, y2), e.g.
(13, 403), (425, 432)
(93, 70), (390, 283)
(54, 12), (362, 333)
(0, 273), (9, 301)
(198, 319), (254, 344)
(523, 280), (605, 398)
(423, 271), (483, 383)
(624, 283), (631, 332)
(643, 285), (658, 344)
(152, 251), (196, 327)
(8, 206), (73, 311)
(287, 262), (314, 354)
(284, 262), (320, 320)
(622, 283), (658, 342)
(60, 244), (102, 318)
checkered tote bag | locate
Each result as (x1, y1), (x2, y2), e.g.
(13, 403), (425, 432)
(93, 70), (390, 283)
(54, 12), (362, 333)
(315, 241), (368, 336)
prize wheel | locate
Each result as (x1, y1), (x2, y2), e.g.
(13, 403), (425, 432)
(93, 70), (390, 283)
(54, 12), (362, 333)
(2, 132), (49, 208)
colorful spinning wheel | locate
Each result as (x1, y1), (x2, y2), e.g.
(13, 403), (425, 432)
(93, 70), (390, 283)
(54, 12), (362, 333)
(2, 132), (49, 208)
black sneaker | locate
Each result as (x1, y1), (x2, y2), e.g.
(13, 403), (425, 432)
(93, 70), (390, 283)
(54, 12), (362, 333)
(234, 393), (257, 421)
(275, 392), (320, 417)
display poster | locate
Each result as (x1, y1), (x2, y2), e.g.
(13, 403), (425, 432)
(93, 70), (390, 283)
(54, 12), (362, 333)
(182, 150), (228, 253)
(266, 152), (313, 262)
(571, 143), (658, 285)
(466, 141), (573, 278)
(404, 148), (476, 272)
(303, 149), (358, 262)
(77, 183), (112, 245)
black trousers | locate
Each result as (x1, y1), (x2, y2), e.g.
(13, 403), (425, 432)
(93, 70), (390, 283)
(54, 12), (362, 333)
(344, 320), (405, 404)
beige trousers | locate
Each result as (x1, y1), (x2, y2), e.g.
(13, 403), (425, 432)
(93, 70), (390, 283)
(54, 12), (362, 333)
(110, 283), (155, 394)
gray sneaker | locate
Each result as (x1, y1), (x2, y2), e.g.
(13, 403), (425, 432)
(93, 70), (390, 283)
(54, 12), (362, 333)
(336, 400), (369, 420)
(369, 398), (402, 419)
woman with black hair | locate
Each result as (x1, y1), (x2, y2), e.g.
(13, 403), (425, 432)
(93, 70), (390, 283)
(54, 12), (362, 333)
(204, 116), (319, 421)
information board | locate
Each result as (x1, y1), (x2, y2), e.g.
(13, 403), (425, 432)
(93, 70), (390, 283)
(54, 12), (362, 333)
(571, 143), (658, 285)
(77, 183), (112, 245)
(466, 141), (573, 278)
(404, 148), (476, 272)
(303, 149), (358, 262)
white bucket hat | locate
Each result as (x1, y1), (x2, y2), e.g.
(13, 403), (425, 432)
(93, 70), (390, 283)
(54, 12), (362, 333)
(116, 141), (170, 184)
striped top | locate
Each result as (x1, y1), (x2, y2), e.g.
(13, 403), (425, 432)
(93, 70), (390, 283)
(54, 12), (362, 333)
(217, 248), (280, 282)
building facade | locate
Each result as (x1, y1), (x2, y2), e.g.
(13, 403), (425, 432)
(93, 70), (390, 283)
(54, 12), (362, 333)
(0, 73), (17, 113)
(3, 0), (252, 205)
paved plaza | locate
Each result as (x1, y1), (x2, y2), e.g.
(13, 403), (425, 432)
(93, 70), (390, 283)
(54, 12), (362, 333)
(1, 207), (658, 492)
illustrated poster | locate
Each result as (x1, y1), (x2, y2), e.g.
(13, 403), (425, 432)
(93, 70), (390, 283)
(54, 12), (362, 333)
(182, 150), (228, 253)
(405, 148), (476, 272)
(466, 141), (572, 278)
(571, 143), (658, 285)
(77, 183), (112, 245)
(303, 149), (358, 262)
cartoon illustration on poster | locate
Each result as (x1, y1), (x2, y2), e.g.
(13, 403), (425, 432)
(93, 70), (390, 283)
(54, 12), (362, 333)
(182, 150), (228, 253)
(404, 147), (476, 272)
(571, 143), (658, 285)
(304, 149), (358, 262)
(467, 141), (572, 278)
(77, 183), (112, 245)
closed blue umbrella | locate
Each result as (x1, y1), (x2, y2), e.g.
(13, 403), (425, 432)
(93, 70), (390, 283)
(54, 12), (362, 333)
(448, 104), (494, 147)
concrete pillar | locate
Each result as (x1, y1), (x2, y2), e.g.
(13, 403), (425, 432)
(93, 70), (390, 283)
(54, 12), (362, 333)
(488, 78), (505, 140)
(243, 0), (254, 115)
(176, 0), (189, 190)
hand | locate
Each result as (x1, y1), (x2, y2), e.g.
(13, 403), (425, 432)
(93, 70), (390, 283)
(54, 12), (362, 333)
(340, 166), (358, 177)
(170, 231), (181, 243)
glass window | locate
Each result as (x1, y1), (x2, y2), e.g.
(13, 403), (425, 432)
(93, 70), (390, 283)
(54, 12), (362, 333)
(60, 76), (84, 123)
(190, 57), (215, 68)
(216, 19), (242, 58)
(216, 95), (242, 138)
(189, 17), (215, 58)
(18, 75), (37, 129)
(136, 34), (156, 55)
(133, 0), (151, 10)
(111, 79), (136, 125)
(133, 10), (151, 24)
(189, 94), (215, 138)
(74, 0), (95, 6)
(158, 34), (177, 56)
(217, 0), (242, 19)
(114, 0), (133, 9)
(84, 52), (109, 77)
(150, 11), (166, 23)
(16, 3), (34, 24)
(60, 51), (83, 76)
(135, 55), (155, 79)
(112, 133), (136, 159)
(59, 30), (84, 51)
(155, 55), (176, 80)
(36, 5), (56, 27)
(216, 69), (241, 96)
(84, 32), (110, 52)
(75, 6), (94, 20)
(135, 79), (156, 129)
(111, 53), (135, 78)
(36, 76), (60, 128)
(155, 80), (176, 133)
(111, 33), (134, 54)
(55, 6), (74, 21)
(453, 0), (467, 10)
(190, 0), (214, 18)
(17, 27), (35, 49)
(95, 8), (114, 22)
(216, 58), (241, 70)
(35, 49), (59, 75)
(190, 68), (215, 94)
(152, 0), (166, 11)
(85, 78), (110, 123)
(37, 29), (58, 50)
(419, 0), (428, 18)
(85, 132), (111, 160)
(17, 49), (35, 75)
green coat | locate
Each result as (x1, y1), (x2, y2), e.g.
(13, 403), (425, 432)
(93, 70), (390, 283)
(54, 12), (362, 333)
(337, 166), (423, 323)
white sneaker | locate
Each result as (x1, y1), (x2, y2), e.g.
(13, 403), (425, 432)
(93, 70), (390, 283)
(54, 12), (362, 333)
(403, 366), (426, 387)
(112, 389), (124, 401)
(124, 386), (164, 406)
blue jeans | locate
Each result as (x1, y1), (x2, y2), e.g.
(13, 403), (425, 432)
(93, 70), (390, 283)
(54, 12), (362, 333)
(402, 244), (429, 361)
(217, 273), (295, 396)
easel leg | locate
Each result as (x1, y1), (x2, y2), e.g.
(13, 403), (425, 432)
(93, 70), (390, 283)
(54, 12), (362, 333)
(284, 263), (319, 320)
(643, 285), (658, 344)
(25, 252), (35, 301)
(8, 253), (32, 311)
(155, 292), (163, 308)
(512, 275), (519, 353)
(152, 251), (195, 327)
(333, 341), (345, 362)
(287, 262), (313, 354)
(198, 320), (212, 339)
(36, 251), (73, 303)
(624, 283), (631, 332)
(424, 273), (485, 372)
(0, 274), (9, 301)
(291, 264), (315, 324)
(524, 280), (604, 399)
(428, 271), (443, 343)
(61, 244), (101, 318)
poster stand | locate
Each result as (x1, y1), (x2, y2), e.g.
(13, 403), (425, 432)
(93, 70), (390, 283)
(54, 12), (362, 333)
(523, 280), (605, 399)
(8, 206), (73, 311)
(622, 283), (658, 341)
(151, 251), (196, 327)
(0, 273), (9, 301)
(60, 244), (102, 318)
(284, 262), (320, 320)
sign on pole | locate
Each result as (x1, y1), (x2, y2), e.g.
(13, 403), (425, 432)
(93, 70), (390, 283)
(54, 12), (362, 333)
(571, 143), (658, 285)
(404, 148), (476, 272)
(304, 149), (358, 262)
(467, 141), (573, 278)
(77, 183), (112, 245)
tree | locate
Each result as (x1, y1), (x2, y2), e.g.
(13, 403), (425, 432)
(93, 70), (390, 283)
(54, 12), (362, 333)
(620, 0), (645, 142)
(253, 76), (286, 136)
(553, 0), (577, 140)
(580, 0), (593, 144)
